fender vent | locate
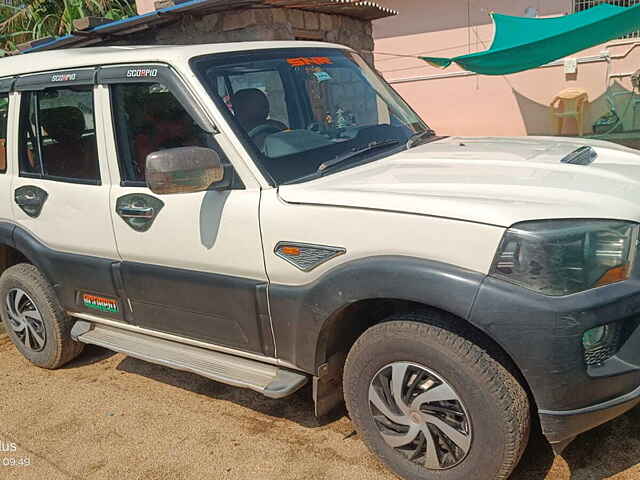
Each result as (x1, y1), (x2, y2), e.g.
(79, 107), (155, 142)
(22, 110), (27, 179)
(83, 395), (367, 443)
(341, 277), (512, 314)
(275, 242), (345, 272)
(561, 146), (597, 165)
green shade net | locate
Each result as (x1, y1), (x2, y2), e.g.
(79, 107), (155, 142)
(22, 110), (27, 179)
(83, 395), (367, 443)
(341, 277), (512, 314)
(421, 3), (640, 75)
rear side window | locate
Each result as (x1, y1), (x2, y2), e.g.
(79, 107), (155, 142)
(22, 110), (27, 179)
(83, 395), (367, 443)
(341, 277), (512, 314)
(110, 83), (211, 185)
(19, 86), (100, 184)
(0, 94), (8, 173)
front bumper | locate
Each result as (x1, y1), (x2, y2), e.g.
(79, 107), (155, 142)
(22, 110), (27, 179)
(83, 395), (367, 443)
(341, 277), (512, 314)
(539, 384), (640, 451)
(468, 275), (640, 448)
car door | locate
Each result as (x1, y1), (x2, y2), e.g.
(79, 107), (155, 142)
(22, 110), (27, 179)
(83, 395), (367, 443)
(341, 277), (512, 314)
(99, 65), (273, 356)
(0, 81), (13, 228)
(10, 69), (123, 318)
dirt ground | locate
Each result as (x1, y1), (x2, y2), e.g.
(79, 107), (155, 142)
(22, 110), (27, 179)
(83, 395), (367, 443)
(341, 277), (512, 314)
(1, 334), (640, 480)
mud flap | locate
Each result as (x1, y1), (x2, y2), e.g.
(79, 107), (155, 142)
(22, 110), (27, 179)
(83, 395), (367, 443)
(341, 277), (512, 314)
(313, 352), (346, 417)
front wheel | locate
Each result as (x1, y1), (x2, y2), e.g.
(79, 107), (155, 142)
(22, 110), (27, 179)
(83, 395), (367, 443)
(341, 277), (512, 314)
(343, 313), (530, 480)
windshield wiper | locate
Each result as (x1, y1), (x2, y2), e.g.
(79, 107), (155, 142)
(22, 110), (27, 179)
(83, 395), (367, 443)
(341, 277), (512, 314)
(407, 129), (437, 148)
(317, 139), (402, 173)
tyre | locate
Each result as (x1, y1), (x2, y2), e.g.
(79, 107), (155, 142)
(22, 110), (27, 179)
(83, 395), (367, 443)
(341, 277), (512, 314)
(0, 263), (83, 369)
(344, 312), (530, 480)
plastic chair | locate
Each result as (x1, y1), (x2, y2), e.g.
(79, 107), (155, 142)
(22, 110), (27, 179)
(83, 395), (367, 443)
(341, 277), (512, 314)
(550, 88), (589, 136)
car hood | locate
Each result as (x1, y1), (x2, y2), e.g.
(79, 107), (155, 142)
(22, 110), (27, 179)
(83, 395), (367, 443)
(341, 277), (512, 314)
(277, 136), (640, 227)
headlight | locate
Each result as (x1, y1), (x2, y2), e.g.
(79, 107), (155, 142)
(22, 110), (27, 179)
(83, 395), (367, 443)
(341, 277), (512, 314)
(491, 220), (638, 295)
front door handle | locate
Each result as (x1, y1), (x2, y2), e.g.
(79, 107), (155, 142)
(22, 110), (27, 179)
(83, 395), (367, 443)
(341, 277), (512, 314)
(14, 186), (48, 218)
(117, 205), (155, 219)
(116, 194), (164, 232)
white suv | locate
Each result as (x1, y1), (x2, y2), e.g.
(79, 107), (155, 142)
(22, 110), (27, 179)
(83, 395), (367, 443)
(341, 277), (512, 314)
(1, 41), (640, 480)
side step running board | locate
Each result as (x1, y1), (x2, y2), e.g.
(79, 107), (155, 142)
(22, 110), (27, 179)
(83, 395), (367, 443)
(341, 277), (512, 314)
(71, 321), (308, 399)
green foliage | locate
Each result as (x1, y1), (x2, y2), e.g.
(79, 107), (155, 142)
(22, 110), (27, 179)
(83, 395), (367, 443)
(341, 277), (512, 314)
(0, 0), (136, 55)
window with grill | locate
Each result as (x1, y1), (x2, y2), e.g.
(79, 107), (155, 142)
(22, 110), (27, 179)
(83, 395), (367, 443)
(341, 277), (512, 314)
(575, 0), (640, 38)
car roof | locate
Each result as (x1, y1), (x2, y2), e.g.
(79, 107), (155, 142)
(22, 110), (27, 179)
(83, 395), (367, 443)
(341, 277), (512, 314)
(0, 41), (348, 78)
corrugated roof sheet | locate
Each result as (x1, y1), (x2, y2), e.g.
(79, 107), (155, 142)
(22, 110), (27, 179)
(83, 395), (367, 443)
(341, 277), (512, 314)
(20, 0), (396, 54)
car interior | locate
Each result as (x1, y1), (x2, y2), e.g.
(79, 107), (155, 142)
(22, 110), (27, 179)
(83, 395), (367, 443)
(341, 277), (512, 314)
(0, 103), (7, 172)
(202, 58), (411, 185)
(19, 88), (100, 182)
(39, 105), (98, 180)
(112, 85), (208, 182)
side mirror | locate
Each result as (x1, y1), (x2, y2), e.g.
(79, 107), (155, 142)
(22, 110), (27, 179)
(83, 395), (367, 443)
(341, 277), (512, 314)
(145, 146), (226, 195)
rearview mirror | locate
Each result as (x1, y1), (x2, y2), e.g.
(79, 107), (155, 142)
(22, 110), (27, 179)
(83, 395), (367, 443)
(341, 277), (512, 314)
(146, 146), (226, 195)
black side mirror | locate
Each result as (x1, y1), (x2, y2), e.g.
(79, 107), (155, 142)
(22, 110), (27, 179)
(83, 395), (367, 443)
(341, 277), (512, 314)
(145, 146), (227, 195)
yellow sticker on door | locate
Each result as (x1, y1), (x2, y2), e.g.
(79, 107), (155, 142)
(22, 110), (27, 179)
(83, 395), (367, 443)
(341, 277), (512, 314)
(82, 294), (119, 314)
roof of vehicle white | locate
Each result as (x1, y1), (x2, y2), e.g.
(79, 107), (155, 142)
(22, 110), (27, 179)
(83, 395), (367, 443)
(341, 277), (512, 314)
(0, 41), (348, 78)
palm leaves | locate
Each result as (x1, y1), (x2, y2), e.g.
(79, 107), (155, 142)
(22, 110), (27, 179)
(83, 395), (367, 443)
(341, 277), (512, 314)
(0, 0), (136, 55)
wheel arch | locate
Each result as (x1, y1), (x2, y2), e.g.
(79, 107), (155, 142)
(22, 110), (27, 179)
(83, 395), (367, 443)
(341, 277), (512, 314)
(0, 223), (120, 315)
(0, 222), (35, 277)
(0, 243), (33, 274)
(319, 298), (531, 392)
(268, 255), (535, 415)
(0, 223), (61, 289)
(269, 256), (518, 373)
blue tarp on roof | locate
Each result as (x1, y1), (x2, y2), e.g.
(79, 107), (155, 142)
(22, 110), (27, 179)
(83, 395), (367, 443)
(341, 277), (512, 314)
(22, 0), (218, 53)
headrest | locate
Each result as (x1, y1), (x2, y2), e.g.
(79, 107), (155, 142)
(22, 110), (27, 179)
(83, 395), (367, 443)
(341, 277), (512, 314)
(40, 106), (86, 143)
(231, 88), (269, 126)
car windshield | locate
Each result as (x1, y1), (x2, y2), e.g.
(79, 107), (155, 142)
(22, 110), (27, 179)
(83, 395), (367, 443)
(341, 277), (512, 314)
(192, 48), (429, 184)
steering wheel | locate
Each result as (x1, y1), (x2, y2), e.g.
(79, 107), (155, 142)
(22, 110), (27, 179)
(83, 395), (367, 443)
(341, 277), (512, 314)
(248, 123), (283, 138)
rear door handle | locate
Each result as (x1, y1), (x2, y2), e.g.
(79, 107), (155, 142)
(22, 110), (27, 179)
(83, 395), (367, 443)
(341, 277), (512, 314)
(14, 186), (48, 218)
(117, 206), (155, 219)
(15, 193), (41, 206)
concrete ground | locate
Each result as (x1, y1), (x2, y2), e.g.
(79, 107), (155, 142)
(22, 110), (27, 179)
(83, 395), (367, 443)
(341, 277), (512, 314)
(1, 334), (640, 480)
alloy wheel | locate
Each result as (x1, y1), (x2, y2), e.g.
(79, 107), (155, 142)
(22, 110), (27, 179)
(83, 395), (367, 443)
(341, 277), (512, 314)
(6, 288), (46, 352)
(368, 362), (472, 470)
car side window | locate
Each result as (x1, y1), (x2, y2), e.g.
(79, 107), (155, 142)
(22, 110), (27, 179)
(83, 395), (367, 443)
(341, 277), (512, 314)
(19, 86), (100, 184)
(110, 83), (210, 184)
(0, 94), (8, 173)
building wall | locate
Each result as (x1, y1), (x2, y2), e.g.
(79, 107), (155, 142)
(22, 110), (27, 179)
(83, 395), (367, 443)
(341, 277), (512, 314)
(373, 0), (640, 137)
(123, 7), (374, 64)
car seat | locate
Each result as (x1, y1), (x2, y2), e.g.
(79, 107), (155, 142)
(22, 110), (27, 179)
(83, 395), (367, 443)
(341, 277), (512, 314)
(231, 89), (286, 149)
(40, 106), (98, 179)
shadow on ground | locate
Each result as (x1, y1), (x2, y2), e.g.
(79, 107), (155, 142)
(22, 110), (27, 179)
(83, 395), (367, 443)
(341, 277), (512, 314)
(561, 407), (640, 479)
(492, 404), (640, 480)
(72, 345), (640, 479)
(63, 344), (117, 368)
(114, 353), (336, 429)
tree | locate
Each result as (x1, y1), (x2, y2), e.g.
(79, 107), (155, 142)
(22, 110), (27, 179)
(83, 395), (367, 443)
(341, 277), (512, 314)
(0, 0), (136, 55)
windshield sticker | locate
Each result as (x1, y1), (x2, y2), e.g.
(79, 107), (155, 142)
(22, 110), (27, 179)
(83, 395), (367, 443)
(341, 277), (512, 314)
(287, 57), (333, 67)
(313, 71), (332, 82)
(82, 294), (119, 314)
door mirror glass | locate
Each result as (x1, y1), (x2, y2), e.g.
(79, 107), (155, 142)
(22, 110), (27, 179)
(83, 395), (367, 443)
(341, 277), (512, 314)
(145, 146), (225, 195)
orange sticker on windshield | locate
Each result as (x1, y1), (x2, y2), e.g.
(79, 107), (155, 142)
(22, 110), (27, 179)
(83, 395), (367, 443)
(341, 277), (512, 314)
(287, 57), (333, 67)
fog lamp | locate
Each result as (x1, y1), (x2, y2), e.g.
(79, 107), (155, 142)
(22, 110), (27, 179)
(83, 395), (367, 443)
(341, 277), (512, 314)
(583, 325), (608, 350)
